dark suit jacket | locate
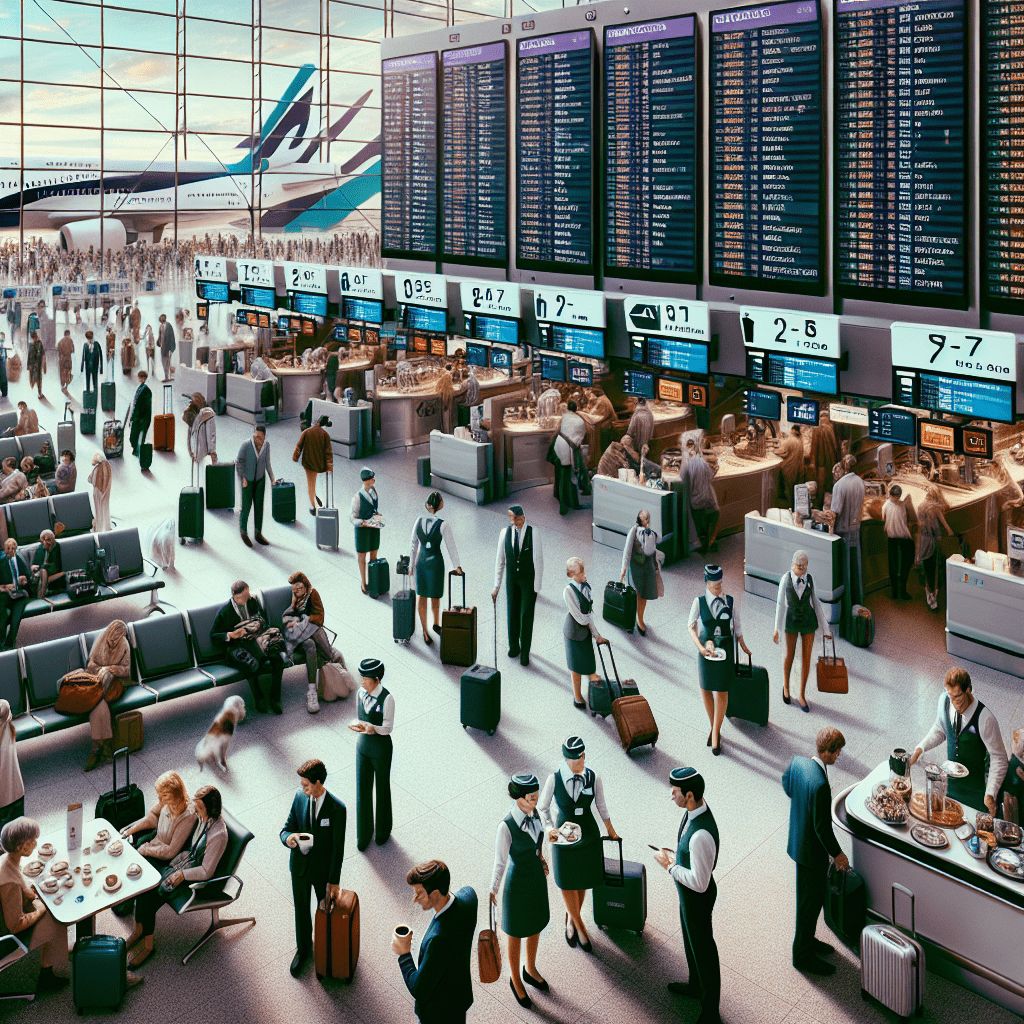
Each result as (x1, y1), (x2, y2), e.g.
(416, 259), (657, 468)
(128, 384), (152, 431)
(0, 554), (29, 592)
(210, 596), (263, 649)
(399, 886), (477, 1023)
(279, 789), (346, 885)
(80, 342), (103, 375)
(782, 756), (841, 868)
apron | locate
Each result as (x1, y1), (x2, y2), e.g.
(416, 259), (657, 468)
(945, 697), (989, 811)
(354, 487), (380, 553)
(550, 769), (602, 890)
(696, 594), (734, 693)
(500, 812), (549, 938)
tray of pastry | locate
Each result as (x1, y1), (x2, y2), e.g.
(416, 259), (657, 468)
(910, 823), (949, 849)
(549, 823), (582, 846)
(908, 792), (964, 828)
(866, 787), (909, 826)
(988, 847), (1024, 882)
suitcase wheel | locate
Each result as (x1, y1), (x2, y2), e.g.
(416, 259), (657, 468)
(462, 725), (466, 730)
(487, 729), (496, 737)
(179, 538), (184, 545)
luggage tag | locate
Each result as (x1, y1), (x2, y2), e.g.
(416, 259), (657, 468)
(321, 819), (330, 826)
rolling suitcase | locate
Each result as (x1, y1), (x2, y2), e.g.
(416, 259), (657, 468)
(153, 382), (174, 451)
(139, 442), (153, 471)
(101, 363), (116, 412)
(80, 408), (96, 435)
(179, 463), (205, 545)
(272, 479), (296, 524)
(58, 402), (75, 459)
(72, 935), (128, 1012)
(205, 462), (235, 510)
(441, 570), (477, 667)
(83, 388), (97, 412)
(94, 747), (146, 832)
(592, 837), (647, 935)
(817, 635), (849, 694)
(316, 473), (340, 551)
(460, 596), (501, 735)
(612, 694), (659, 754)
(602, 581), (637, 634)
(314, 890), (360, 982)
(727, 643), (770, 727)
(393, 556), (416, 644)
(113, 710), (144, 753)
(825, 864), (866, 945)
(102, 418), (124, 459)
(849, 604), (874, 648)
(589, 639), (639, 719)
(368, 557), (390, 599)
(417, 456), (431, 486)
(860, 884), (925, 1019)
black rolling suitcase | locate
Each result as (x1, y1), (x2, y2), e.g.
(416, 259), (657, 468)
(368, 557), (390, 599)
(94, 747), (145, 832)
(72, 935), (128, 1012)
(393, 555), (415, 644)
(592, 837), (647, 936)
(588, 639), (639, 719)
(101, 363), (116, 413)
(602, 581), (637, 634)
(272, 479), (296, 524)
(179, 462), (204, 544)
(460, 596), (500, 735)
(80, 407), (96, 435)
(205, 462), (235, 510)
(824, 865), (866, 945)
(726, 642), (770, 727)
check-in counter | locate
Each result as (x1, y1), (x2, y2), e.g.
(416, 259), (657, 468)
(743, 511), (844, 622)
(176, 365), (219, 405)
(501, 422), (558, 493)
(376, 390), (442, 450)
(225, 375), (272, 425)
(310, 398), (373, 460)
(429, 430), (494, 505)
(275, 367), (324, 417)
(834, 765), (1024, 1017)
(592, 475), (680, 565)
(945, 555), (1024, 675)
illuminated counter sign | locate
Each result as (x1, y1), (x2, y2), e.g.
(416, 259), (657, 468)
(604, 15), (699, 281)
(834, 0), (968, 308)
(709, 0), (825, 294)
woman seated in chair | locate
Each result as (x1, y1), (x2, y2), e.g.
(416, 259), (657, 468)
(0, 817), (69, 992)
(127, 784), (227, 968)
(120, 771), (196, 868)
(84, 621), (132, 772)
(282, 570), (346, 713)
(0, 458), (27, 504)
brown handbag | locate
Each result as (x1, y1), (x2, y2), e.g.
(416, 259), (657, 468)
(54, 670), (104, 715)
(816, 635), (849, 694)
(477, 898), (502, 983)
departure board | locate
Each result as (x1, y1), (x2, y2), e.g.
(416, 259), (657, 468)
(835, 0), (968, 307)
(442, 43), (508, 267)
(382, 52), (438, 260)
(709, 1), (825, 294)
(517, 30), (595, 271)
(982, 0), (1024, 313)
(604, 16), (699, 281)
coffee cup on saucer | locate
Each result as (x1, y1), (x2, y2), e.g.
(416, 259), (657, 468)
(296, 833), (314, 855)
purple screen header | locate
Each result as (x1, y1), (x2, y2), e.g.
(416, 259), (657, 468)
(383, 51), (438, 74)
(711, 0), (818, 32)
(606, 16), (696, 46)
(444, 42), (506, 67)
(518, 30), (592, 57)
(836, 0), (960, 13)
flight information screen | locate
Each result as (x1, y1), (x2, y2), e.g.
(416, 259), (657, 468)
(463, 314), (519, 346)
(709, 1), (825, 294)
(982, 0), (1024, 313)
(382, 52), (438, 259)
(747, 350), (839, 394)
(442, 43), (508, 266)
(536, 323), (605, 358)
(604, 15), (699, 281)
(400, 304), (447, 333)
(289, 292), (327, 317)
(343, 298), (383, 323)
(869, 406), (917, 445)
(835, 0), (968, 307)
(893, 368), (1015, 422)
(517, 31), (595, 271)
(631, 334), (709, 375)
(240, 286), (277, 310)
(623, 368), (656, 398)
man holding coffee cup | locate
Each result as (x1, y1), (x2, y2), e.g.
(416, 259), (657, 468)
(280, 758), (347, 978)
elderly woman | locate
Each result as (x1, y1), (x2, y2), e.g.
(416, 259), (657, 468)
(13, 402), (38, 437)
(0, 458), (27, 503)
(563, 557), (605, 710)
(0, 701), (24, 831)
(127, 784), (228, 967)
(185, 392), (217, 473)
(84, 620), (132, 772)
(620, 510), (661, 635)
(54, 450), (76, 494)
(281, 570), (346, 714)
(89, 453), (112, 533)
(0, 817), (69, 991)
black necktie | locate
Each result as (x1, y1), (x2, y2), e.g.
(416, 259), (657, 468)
(954, 710), (963, 736)
(513, 529), (520, 559)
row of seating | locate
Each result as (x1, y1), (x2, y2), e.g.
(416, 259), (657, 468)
(6, 491), (93, 545)
(3, 583), (298, 741)
(0, 430), (58, 492)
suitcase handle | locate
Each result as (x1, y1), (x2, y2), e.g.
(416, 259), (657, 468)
(111, 745), (131, 801)
(892, 882), (915, 936)
(595, 638), (620, 686)
(64, 401), (73, 421)
(733, 639), (752, 676)
(822, 634), (838, 663)
(601, 835), (625, 888)
(447, 569), (467, 610)
(163, 382), (173, 415)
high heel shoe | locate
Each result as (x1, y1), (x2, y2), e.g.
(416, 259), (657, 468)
(782, 689), (791, 705)
(423, 632), (434, 646)
(522, 969), (549, 992)
(578, 935), (594, 953)
(565, 914), (578, 948)
(510, 977), (532, 1009)
(706, 731), (713, 747)
(636, 624), (646, 636)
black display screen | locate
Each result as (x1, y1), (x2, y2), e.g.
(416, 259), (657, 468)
(787, 396), (820, 425)
(982, 0), (1024, 313)
(743, 387), (782, 419)
(442, 42), (508, 266)
(892, 367), (1015, 423)
(540, 354), (567, 382)
(289, 292), (327, 317)
(569, 362), (593, 386)
(604, 15), (699, 281)
(709, 1), (825, 294)
(517, 30), (595, 271)
(631, 334), (709, 375)
(399, 304), (447, 332)
(240, 286), (277, 310)
(623, 368), (656, 398)
(197, 281), (229, 302)
(465, 342), (489, 367)
(343, 298), (383, 323)
(835, 0), (968, 307)
(536, 323), (605, 358)
(869, 406), (917, 445)
(463, 314), (519, 346)
(747, 349), (839, 394)
(382, 51), (438, 260)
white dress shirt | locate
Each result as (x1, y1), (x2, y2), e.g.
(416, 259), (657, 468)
(493, 524), (544, 592)
(489, 805), (544, 895)
(687, 588), (743, 639)
(350, 486), (379, 526)
(357, 685), (395, 736)
(830, 471), (866, 537)
(916, 691), (1008, 801)
(311, 790), (326, 821)
(433, 893), (455, 921)
(538, 765), (610, 829)
(409, 516), (460, 576)
(563, 582), (599, 636)
(881, 497), (912, 540)
(774, 570), (828, 636)
(667, 802), (716, 894)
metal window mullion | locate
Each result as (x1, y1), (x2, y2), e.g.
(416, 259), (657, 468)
(320, 0), (330, 163)
(18, 0), (24, 267)
(251, 0), (261, 252)
(175, 0), (187, 247)
(99, 0), (105, 269)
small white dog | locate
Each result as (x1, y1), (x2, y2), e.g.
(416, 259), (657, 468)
(195, 696), (247, 772)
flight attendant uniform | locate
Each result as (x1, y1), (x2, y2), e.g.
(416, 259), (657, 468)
(562, 581), (597, 676)
(355, 658), (394, 851)
(410, 515), (459, 600)
(694, 592), (735, 692)
(492, 807), (549, 938)
(539, 762), (608, 892)
(353, 485), (380, 553)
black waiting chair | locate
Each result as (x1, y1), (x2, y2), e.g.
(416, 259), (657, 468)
(5, 498), (53, 546)
(0, 934), (34, 1002)
(167, 809), (255, 964)
(186, 602), (246, 687)
(130, 614), (215, 701)
(0, 650), (40, 741)
(49, 491), (93, 536)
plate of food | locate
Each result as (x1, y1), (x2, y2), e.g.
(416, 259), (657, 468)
(126, 862), (142, 879)
(550, 822), (582, 846)
(995, 820), (1023, 848)
(38, 843), (55, 860)
(38, 878), (59, 895)
(911, 823), (949, 849)
(702, 647), (727, 662)
(107, 840), (124, 857)
(49, 860), (69, 876)
(23, 859), (45, 878)
(866, 789), (909, 825)
(347, 720), (364, 732)
(941, 760), (969, 778)
(93, 829), (110, 845)
(989, 847), (1024, 881)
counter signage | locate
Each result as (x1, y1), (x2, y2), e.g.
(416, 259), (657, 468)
(740, 306), (839, 358)
(459, 280), (520, 319)
(533, 286), (605, 328)
(235, 260), (275, 289)
(4, 285), (44, 301)
(919, 419), (956, 453)
(623, 296), (709, 341)
(828, 403), (868, 426)
(961, 425), (993, 460)
(394, 272), (448, 309)
(284, 263), (327, 295)
(890, 323), (1016, 382)
(337, 268), (383, 300)
(193, 256), (228, 282)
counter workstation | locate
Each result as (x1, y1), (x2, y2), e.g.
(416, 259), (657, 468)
(945, 554), (1024, 675)
(743, 510), (844, 622)
(500, 420), (558, 493)
(225, 374), (276, 425)
(429, 430), (494, 504)
(592, 475), (681, 565)
(176, 365), (219, 405)
(309, 397), (373, 460)
(273, 367), (324, 418)
(834, 764), (1024, 1017)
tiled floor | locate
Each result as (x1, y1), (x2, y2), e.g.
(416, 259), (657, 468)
(0, 294), (1020, 1022)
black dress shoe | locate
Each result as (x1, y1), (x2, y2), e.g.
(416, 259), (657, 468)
(520, 652), (529, 667)
(578, 937), (593, 953)
(712, 741), (722, 756)
(510, 977), (532, 1009)
(667, 982), (700, 997)
(522, 969), (549, 992)
(290, 950), (308, 977)
(432, 624), (442, 635)
(573, 700), (587, 710)
(270, 702), (283, 715)
(782, 690), (791, 705)
(240, 532), (253, 548)
(565, 914), (578, 948)
(812, 939), (836, 956)
(508, 648), (520, 658)
(255, 532), (269, 546)
(636, 625), (646, 636)
(706, 731), (713, 747)
(794, 956), (836, 976)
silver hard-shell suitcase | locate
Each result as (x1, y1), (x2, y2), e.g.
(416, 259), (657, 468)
(860, 883), (925, 1019)
(316, 473), (340, 551)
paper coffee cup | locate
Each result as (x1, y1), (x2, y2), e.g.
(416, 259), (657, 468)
(296, 832), (314, 855)
(394, 925), (411, 942)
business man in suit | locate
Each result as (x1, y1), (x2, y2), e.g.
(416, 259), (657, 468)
(235, 425), (275, 548)
(127, 370), (152, 459)
(157, 314), (175, 381)
(81, 330), (103, 394)
(281, 758), (347, 978)
(491, 504), (544, 666)
(782, 726), (849, 976)
(393, 860), (477, 1024)
(0, 539), (30, 649)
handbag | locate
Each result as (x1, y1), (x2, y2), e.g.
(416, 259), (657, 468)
(816, 634), (849, 694)
(55, 670), (104, 715)
(254, 626), (285, 656)
(477, 898), (502, 984)
(318, 662), (356, 702)
(66, 568), (98, 599)
(655, 563), (665, 599)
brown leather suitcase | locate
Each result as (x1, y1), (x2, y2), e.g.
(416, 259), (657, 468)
(611, 694), (659, 754)
(816, 635), (849, 694)
(314, 890), (360, 981)
(154, 383), (175, 452)
(441, 570), (477, 667)
(112, 711), (143, 753)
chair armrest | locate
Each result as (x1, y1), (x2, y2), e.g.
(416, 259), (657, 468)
(181, 873), (243, 912)
(0, 932), (29, 969)
(141, 557), (159, 578)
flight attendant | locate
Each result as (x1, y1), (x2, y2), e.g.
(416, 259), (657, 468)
(353, 658), (394, 851)
(491, 505), (544, 667)
(538, 737), (619, 954)
(562, 557), (605, 711)
(409, 491), (462, 645)
(489, 773), (550, 1009)
(351, 467), (381, 596)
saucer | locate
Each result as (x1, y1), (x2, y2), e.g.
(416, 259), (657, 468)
(104, 874), (118, 888)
